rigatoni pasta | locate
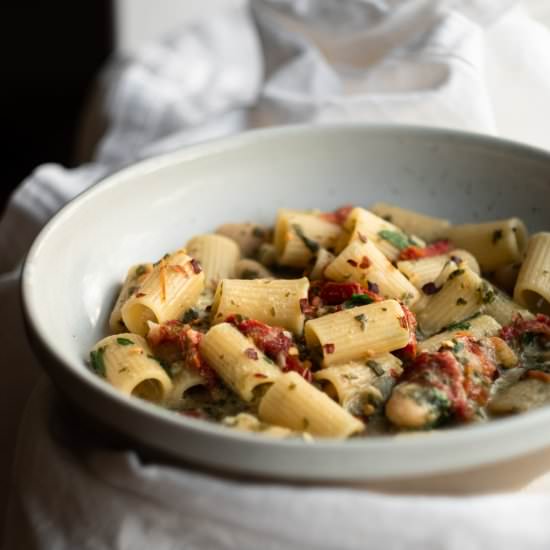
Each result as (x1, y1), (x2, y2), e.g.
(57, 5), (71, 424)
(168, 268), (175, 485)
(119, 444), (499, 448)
(186, 234), (240, 286)
(212, 277), (309, 334)
(304, 300), (411, 366)
(90, 200), (550, 440)
(121, 249), (205, 336)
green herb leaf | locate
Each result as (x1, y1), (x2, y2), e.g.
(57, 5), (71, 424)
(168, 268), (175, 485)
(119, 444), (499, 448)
(456, 297), (467, 305)
(354, 313), (368, 331)
(292, 224), (320, 253)
(448, 269), (465, 280)
(116, 337), (134, 346)
(367, 360), (385, 376)
(90, 347), (106, 377)
(444, 320), (471, 331)
(377, 229), (413, 250)
(344, 294), (374, 308)
(452, 341), (464, 354)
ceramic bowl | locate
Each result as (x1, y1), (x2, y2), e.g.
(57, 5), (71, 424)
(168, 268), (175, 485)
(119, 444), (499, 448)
(21, 125), (550, 490)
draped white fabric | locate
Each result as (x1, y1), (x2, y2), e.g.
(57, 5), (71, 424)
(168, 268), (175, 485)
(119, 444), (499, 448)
(3, 1), (550, 548)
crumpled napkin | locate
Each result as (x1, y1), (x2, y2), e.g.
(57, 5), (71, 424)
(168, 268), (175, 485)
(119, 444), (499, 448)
(3, 1), (550, 548)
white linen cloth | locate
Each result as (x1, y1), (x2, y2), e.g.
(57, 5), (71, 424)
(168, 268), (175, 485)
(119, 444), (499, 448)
(3, 1), (550, 548)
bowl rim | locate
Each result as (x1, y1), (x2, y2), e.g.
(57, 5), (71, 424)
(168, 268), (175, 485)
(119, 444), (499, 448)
(20, 123), (550, 480)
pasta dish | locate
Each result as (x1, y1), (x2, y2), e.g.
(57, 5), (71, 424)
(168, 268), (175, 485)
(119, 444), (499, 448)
(89, 204), (550, 439)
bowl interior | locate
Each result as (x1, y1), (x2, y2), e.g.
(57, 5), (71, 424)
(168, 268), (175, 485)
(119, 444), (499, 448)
(22, 125), (550, 481)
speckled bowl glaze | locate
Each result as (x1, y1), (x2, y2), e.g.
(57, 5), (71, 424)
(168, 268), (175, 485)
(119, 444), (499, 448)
(21, 125), (550, 490)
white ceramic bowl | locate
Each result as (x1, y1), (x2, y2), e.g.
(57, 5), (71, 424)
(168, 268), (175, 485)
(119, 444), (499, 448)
(22, 125), (550, 489)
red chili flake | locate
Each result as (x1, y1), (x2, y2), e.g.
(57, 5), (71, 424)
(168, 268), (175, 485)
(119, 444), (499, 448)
(323, 343), (335, 354)
(299, 298), (309, 313)
(359, 256), (371, 269)
(422, 282), (441, 295)
(245, 348), (259, 360)
(357, 232), (367, 243)
(319, 205), (354, 226)
(398, 316), (408, 329)
(398, 239), (454, 261)
(136, 292), (146, 298)
(190, 258), (202, 274)
(347, 259), (358, 267)
(254, 373), (268, 379)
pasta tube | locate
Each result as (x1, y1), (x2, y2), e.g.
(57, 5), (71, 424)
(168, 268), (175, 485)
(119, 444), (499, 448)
(341, 207), (425, 261)
(258, 371), (364, 438)
(314, 354), (402, 415)
(199, 323), (281, 401)
(484, 284), (533, 325)
(445, 218), (528, 272)
(212, 277), (309, 334)
(397, 249), (479, 290)
(109, 263), (154, 333)
(186, 234), (240, 286)
(90, 334), (172, 403)
(121, 249), (205, 336)
(416, 267), (484, 335)
(324, 239), (420, 306)
(304, 299), (411, 366)
(514, 232), (550, 314)
(274, 211), (343, 267)
(417, 315), (501, 353)
(369, 202), (450, 242)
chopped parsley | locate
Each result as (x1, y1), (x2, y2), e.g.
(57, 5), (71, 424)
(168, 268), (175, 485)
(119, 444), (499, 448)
(89, 347), (106, 377)
(354, 313), (368, 331)
(116, 337), (134, 346)
(292, 224), (320, 253)
(448, 269), (465, 280)
(444, 320), (471, 331)
(344, 294), (374, 308)
(478, 282), (496, 304)
(377, 229), (413, 250)
(452, 341), (464, 354)
(367, 360), (385, 376)
(456, 297), (468, 305)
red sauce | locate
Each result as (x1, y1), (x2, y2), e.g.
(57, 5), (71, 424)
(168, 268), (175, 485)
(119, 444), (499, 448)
(403, 336), (497, 421)
(398, 239), (453, 261)
(147, 320), (218, 388)
(319, 205), (353, 226)
(226, 316), (312, 381)
(500, 313), (550, 344)
(315, 281), (382, 306)
(404, 350), (469, 419)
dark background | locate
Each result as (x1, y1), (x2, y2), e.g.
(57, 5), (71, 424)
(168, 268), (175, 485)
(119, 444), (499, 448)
(1, 2), (113, 214)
